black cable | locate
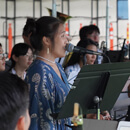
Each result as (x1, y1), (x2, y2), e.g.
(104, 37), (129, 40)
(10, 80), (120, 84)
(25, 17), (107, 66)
(102, 53), (111, 63)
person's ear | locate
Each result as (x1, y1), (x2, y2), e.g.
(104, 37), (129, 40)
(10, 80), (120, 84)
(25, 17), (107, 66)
(12, 55), (18, 62)
(42, 36), (51, 46)
(15, 116), (25, 130)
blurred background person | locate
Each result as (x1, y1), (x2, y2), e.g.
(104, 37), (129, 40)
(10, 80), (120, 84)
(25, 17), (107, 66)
(0, 43), (7, 71)
(64, 38), (98, 86)
(0, 72), (30, 130)
(25, 16), (71, 130)
(9, 43), (33, 80)
(80, 25), (103, 64)
(80, 25), (100, 43)
(22, 18), (35, 48)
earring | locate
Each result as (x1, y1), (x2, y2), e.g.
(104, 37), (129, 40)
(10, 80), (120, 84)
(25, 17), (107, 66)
(47, 48), (49, 54)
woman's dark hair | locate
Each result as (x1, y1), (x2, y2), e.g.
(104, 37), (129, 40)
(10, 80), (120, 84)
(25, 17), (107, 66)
(30, 16), (63, 51)
(79, 25), (100, 40)
(22, 18), (36, 37)
(9, 43), (33, 70)
(64, 38), (98, 69)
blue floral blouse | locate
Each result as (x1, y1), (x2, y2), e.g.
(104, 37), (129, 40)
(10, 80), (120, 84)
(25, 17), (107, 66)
(25, 59), (71, 130)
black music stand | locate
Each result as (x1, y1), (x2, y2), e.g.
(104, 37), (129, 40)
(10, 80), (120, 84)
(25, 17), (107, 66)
(103, 39), (126, 63)
(57, 62), (130, 119)
(103, 50), (125, 63)
(56, 62), (130, 129)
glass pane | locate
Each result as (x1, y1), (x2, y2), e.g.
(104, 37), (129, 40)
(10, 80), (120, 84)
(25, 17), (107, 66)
(118, 0), (128, 20)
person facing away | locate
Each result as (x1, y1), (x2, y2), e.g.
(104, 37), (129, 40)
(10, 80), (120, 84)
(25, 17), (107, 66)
(25, 16), (71, 130)
(79, 25), (103, 64)
(0, 72), (30, 130)
(22, 17), (39, 58)
(9, 43), (33, 80)
(22, 18), (35, 47)
(0, 43), (7, 71)
(64, 38), (98, 86)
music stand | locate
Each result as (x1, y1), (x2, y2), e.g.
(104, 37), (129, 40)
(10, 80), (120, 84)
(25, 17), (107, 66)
(103, 50), (125, 63)
(56, 62), (130, 119)
(103, 39), (126, 63)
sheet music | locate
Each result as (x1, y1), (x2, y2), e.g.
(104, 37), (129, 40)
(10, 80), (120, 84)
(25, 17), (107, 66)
(117, 121), (130, 130)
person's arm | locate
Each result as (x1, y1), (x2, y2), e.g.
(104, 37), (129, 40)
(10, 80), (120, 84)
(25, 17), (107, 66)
(86, 111), (111, 120)
(86, 113), (104, 120)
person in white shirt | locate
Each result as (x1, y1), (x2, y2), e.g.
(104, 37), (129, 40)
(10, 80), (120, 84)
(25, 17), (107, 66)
(9, 43), (33, 80)
(64, 38), (98, 86)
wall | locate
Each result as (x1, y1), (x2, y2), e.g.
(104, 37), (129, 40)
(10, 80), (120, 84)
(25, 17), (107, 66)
(0, 0), (129, 53)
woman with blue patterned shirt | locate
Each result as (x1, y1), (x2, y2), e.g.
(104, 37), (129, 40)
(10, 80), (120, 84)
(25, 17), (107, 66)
(25, 16), (71, 130)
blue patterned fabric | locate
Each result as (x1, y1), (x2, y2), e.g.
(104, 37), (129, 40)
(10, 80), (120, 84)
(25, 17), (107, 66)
(25, 59), (71, 130)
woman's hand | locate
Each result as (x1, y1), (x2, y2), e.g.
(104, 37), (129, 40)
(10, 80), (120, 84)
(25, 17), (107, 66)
(101, 111), (111, 120)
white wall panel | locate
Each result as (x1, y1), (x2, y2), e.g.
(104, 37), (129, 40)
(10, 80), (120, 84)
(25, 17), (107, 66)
(0, 0), (129, 52)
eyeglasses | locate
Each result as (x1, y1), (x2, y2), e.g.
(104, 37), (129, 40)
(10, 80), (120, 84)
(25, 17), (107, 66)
(0, 53), (7, 60)
(25, 54), (34, 60)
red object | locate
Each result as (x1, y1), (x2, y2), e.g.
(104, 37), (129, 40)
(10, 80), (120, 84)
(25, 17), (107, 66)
(127, 23), (129, 44)
(80, 23), (82, 30)
(109, 23), (114, 50)
(65, 23), (69, 36)
(8, 23), (12, 58)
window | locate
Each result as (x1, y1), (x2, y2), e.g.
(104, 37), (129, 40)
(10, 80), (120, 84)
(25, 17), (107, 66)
(118, 0), (128, 19)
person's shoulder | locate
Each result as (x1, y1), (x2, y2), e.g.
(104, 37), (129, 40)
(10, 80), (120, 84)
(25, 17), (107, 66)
(26, 60), (47, 80)
(28, 60), (55, 73)
(27, 59), (44, 73)
(5, 59), (12, 71)
(64, 64), (77, 76)
(65, 63), (80, 71)
(56, 62), (65, 73)
(56, 62), (62, 68)
(65, 65), (74, 72)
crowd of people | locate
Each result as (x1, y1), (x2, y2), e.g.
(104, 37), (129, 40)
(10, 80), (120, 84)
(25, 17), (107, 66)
(0, 16), (128, 130)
